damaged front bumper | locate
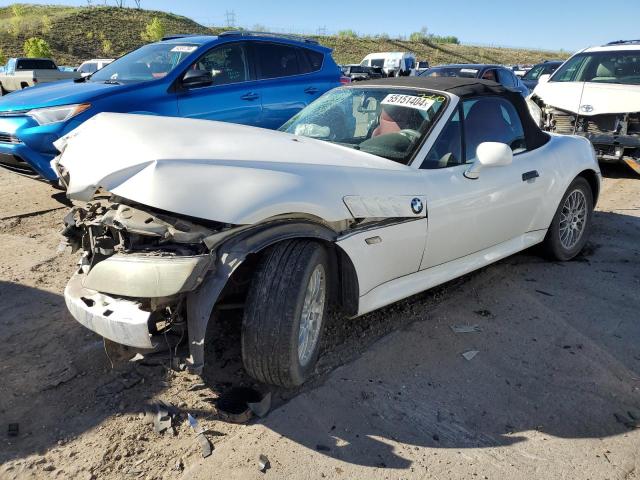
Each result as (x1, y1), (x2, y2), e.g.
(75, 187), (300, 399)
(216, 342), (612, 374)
(61, 199), (231, 360)
(533, 99), (640, 174)
(64, 253), (213, 349)
(65, 272), (158, 349)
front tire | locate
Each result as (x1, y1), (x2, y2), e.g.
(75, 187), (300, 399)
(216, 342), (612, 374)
(241, 240), (329, 388)
(542, 177), (593, 261)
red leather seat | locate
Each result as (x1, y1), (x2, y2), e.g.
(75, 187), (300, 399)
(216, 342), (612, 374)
(372, 107), (416, 137)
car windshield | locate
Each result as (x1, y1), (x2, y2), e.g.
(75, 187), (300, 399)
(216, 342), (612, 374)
(89, 43), (197, 84)
(420, 66), (479, 78)
(551, 51), (640, 85)
(522, 64), (545, 80)
(280, 87), (448, 164)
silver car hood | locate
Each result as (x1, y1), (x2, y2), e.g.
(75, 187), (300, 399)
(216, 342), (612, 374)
(54, 113), (423, 225)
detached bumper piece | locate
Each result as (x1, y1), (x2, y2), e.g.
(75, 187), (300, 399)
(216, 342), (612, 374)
(65, 272), (156, 349)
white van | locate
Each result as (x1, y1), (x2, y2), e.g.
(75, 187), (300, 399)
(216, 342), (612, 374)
(360, 52), (416, 77)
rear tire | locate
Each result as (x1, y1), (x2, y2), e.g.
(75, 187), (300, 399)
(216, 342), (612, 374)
(542, 177), (593, 261)
(241, 240), (329, 388)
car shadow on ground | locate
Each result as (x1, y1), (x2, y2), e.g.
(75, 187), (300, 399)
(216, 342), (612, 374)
(600, 162), (639, 179)
(2, 211), (638, 470)
(0, 281), (172, 465)
(202, 209), (640, 469)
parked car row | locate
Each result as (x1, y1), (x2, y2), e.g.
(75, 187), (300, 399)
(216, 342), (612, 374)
(340, 64), (384, 81)
(0, 31), (631, 389)
(418, 63), (530, 97)
(0, 32), (343, 180)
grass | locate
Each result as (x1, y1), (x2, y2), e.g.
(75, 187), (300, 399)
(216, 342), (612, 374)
(0, 4), (569, 67)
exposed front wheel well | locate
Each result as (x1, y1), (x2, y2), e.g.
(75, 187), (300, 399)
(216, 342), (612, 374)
(577, 169), (600, 205)
(214, 238), (359, 318)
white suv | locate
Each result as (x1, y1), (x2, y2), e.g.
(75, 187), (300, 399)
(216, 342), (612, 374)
(528, 40), (640, 174)
(77, 58), (114, 77)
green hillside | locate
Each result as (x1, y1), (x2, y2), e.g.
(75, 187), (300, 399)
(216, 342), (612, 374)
(0, 4), (568, 67)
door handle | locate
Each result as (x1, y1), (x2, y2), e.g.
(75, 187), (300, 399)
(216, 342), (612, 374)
(522, 170), (539, 182)
(304, 87), (318, 94)
(240, 92), (259, 101)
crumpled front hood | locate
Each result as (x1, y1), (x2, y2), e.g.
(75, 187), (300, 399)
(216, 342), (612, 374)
(534, 81), (640, 115)
(56, 113), (420, 225)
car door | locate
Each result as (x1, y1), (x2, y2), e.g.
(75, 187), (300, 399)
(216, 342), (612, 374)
(250, 42), (325, 129)
(176, 42), (263, 126)
(418, 96), (549, 270)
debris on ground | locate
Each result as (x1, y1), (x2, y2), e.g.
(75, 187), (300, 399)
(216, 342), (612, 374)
(258, 454), (271, 473)
(43, 363), (78, 390)
(451, 324), (482, 333)
(187, 382), (207, 392)
(216, 387), (264, 423)
(140, 400), (179, 434)
(187, 413), (213, 458)
(248, 392), (272, 418)
(197, 433), (213, 458)
(7, 423), (19, 437)
(535, 289), (554, 297)
(462, 350), (479, 361)
(474, 310), (492, 317)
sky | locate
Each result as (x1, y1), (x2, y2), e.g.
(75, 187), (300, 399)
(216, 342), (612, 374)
(2, 0), (640, 52)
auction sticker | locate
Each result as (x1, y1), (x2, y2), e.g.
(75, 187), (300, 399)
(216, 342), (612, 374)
(381, 94), (435, 111)
(171, 46), (198, 53)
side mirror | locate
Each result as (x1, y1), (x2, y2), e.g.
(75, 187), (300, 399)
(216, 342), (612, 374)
(538, 74), (550, 84)
(464, 142), (513, 179)
(182, 69), (213, 88)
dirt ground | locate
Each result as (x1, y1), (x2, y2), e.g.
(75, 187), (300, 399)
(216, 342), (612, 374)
(0, 165), (638, 480)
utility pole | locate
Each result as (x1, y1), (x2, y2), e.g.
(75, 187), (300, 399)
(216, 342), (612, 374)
(225, 10), (236, 28)
(317, 26), (327, 36)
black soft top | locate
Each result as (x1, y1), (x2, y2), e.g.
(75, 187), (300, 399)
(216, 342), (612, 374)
(357, 76), (550, 150)
(360, 76), (509, 98)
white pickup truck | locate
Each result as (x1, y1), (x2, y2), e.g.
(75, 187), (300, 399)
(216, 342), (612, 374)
(0, 58), (80, 95)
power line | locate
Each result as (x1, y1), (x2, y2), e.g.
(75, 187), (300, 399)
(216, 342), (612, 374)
(225, 10), (236, 28)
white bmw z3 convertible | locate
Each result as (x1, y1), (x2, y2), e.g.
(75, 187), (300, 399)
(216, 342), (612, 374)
(53, 77), (600, 387)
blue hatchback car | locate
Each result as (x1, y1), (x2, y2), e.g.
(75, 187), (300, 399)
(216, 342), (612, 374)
(0, 32), (342, 181)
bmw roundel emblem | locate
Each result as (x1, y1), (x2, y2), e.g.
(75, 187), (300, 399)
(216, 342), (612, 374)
(411, 197), (423, 214)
